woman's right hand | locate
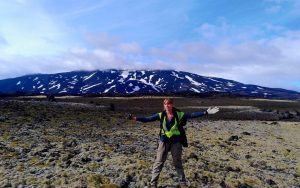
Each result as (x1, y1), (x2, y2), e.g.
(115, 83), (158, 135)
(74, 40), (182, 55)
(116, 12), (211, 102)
(128, 114), (137, 121)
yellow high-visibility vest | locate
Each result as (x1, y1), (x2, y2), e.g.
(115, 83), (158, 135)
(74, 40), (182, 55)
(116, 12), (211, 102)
(158, 111), (185, 138)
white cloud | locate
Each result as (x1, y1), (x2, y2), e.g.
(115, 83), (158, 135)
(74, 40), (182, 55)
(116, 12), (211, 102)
(1, 30), (300, 92)
(0, 0), (299, 93)
(0, 35), (8, 46)
(62, 1), (110, 18)
(265, 5), (282, 13)
(70, 47), (88, 55)
(195, 18), (231, 40)
(290, 0), (300, 15)
(143, 30), (300, 91)
(263, 23), (285, 33)
(92, 49), (116, 62)
(0, 1), (71, 59)
(264, 0), (300, 15)
(195, 23), (217, 38)
(84, 32), (119, 48)
(14, 0), (28, 4)
(195, 20), (265, 44)
(118, 42), (142, 54)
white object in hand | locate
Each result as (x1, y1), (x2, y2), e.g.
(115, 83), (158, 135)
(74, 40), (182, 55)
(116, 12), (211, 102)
(206, 107), (219, 114)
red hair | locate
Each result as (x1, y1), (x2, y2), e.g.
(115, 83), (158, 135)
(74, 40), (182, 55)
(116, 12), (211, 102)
(163, 98), (173, 104)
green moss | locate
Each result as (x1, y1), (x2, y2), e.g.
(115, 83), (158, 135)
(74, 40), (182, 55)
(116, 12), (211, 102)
(29, 156), (39, 165)
(123, 140), (133, 145)
(99, 184), (119, 188)
(26, 176), (38, 184)
(1, 132), (10, 141)
(203, 170), (216, 179)
(276, 163), (290, 172)
(19, 116), (34, 124)
(29, 157), (50, 168)
(9, 140), (30, 149)
(1, 152), (18, 159)
(44, 135), (65, 142)
(61, 171), (68, 177)
(87, 174), (111, 187)
(137, 159), (150, 168)
(52, 179), (63, 186)
(87, 162), (100, 171)
(242, 175), (262, 187)
(16, 164), (25, 172)
(225, 178), (240, 188)
(295, 163), (300, 177)
(104, 144), (113, 152)
(282, 149), (296, 159)
(43, 179), (55, 188)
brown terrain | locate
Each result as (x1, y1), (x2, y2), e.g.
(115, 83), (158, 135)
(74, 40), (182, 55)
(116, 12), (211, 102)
(0, 96), (299, 188)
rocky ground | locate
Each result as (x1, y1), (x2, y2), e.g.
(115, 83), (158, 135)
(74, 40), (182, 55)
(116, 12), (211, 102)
(0, 98), (299, 188)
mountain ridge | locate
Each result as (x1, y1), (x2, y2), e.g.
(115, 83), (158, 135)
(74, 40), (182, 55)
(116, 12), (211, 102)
(0, 69), (299, 99)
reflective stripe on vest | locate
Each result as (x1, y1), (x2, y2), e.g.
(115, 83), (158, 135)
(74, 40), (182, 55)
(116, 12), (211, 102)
(158, 111), (185, 139)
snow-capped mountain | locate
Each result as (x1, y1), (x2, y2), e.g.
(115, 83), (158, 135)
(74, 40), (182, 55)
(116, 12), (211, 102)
(0, 69), (299, 99)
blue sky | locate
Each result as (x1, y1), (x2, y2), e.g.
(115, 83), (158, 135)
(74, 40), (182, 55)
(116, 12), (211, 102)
(1, 0), (300, 91)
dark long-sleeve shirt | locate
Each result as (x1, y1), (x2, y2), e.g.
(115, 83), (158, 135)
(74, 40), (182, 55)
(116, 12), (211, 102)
(136, 111), (206, 143)
(136, 111), (206, 123)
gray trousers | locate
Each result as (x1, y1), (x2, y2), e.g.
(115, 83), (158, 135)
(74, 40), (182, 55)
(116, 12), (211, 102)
(150, 141), (187, 186)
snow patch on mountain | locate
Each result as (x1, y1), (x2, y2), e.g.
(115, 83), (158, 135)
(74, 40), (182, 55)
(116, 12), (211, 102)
(69, 80), (78, 85)
(139, 78), (160, 92)
(155, 78), (162, 85)
(83, 72), (97, 81)
(49, 84), (61, 90)
(107, 79), (114, 84)
(82, 83), (101, 91)
(185, 75), (202, 86)
(49, 80), (57, 85)
(133, 86), (140, 91)
(227, 82), (235, 87)
(190, 88), (200, 93)
(172, 71), (184, 79)
(207, 78), (222, 83)
(104, 85), (116, 93)
(121, 70), (129, 79)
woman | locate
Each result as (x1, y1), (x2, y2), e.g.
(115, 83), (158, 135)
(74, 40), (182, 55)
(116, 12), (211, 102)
(130, 98), (219, 188)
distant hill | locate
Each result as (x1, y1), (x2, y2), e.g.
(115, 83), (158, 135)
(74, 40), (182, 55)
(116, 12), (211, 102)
(0, 69), (299, 99)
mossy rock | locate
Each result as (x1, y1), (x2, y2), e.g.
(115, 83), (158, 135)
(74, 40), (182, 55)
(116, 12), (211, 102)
(225, 178), (240, 188)
(9, 140), (30, 149)
(43, 179), (55, 188)
(87, 174), (111, 187)
(1, 152), (18, 159)
(137, 159), (151, 168)
(296, 163), (300, 176)
(1, 132), (10, 141)
(99, 184), (119, 188)
(87, 162), (100, 171)
(104, 144), (113, 152)
(16, 164), (25, 172)
(26, 176), (38, 184)
(241, 175), (262, 187)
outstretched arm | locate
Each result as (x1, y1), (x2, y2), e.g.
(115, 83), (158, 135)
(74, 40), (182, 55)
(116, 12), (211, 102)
(206, 107), (219, 114)
(185, 107), (220, 119)
(185, 111), (206, 119)
(129, 113), (160, 123)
